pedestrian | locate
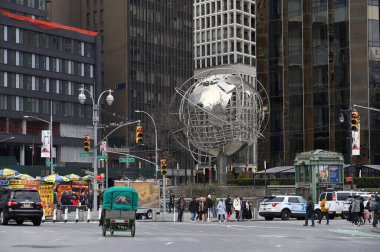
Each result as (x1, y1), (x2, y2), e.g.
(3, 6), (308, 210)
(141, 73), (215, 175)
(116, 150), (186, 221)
(225, 195), (233, 221)
(239, 197), (245, 220)
(87, 190), (94, 211)
(205, 195), (213, 221)
(169, 191), (175, 213)
(197, 197), (205, 222)
(351, 195), (361, 226)
(367, 195), (376, 224)
(359, 197), (365, 225)
(304, 196), (315, 227)
(188, 197), (198, 222)
(217, 199), (226, 222)
(318, 198), (329, 225)
(177, 196), (186, 222)
(211, 194), (217, 218)
(372, 195), (380, 228)
(233, 196), (241, 221)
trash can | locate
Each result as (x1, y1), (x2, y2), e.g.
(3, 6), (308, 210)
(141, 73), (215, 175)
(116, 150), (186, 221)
(152, 211), (157, 221)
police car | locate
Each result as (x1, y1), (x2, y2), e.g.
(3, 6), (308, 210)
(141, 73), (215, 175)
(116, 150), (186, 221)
(259, 195), (307, 221)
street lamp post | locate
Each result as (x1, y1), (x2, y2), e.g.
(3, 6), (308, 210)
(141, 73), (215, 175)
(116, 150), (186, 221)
(339, 108), (353, 189)
(134, 110), (163, 212)
(24, 100), (53, 174)
(78, 86), (114, 212)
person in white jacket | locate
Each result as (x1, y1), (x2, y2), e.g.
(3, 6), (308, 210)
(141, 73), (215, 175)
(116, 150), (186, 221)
(233, 196), (241, 221)
(217, 199), (226, 222)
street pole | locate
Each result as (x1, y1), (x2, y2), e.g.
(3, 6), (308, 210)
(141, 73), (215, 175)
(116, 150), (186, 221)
(264, 160), (267, 196)
(105, 137), (108, 189)
(79, 87), (114, 212)
(50, 100), (53, 174)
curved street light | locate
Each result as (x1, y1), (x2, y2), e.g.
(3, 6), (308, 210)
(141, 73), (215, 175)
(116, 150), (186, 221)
(78, 86), (114, 212)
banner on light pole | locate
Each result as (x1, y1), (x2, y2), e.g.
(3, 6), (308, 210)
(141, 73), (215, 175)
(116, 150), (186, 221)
(352, 128), (360, 156)
(41, 130), (51, 158)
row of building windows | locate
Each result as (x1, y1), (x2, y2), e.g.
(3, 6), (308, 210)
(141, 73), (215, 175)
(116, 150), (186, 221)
(0, 49), (94, 78)
(195, 41), (255, 57)
(0, 25), (94, 58)
(0, 71), (93, 96)
(194, 0), (255, 16)
(195, 12), (255, 30)
(0, 94), (91, 118)
(195, 27), (255, 44)
(4, 0), (45, 11)
(195, 53), (256, 69)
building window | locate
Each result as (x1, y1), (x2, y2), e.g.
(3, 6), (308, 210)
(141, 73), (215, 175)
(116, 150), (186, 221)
(0, 94), (7, 110)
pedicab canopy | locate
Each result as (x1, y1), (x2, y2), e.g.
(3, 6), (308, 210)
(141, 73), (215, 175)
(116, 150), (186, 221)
(102, 187), (139, 211)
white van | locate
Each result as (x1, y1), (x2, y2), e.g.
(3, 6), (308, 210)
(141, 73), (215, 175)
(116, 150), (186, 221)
(315, 191), (368, 219)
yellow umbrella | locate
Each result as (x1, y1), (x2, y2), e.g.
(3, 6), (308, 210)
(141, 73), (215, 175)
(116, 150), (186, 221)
(65, 173), (82, 181)
(41, 174), (70, 183)
(82, 175), (94, 181)
(0, 168), (19, 178)
(9, 173), (34, 180)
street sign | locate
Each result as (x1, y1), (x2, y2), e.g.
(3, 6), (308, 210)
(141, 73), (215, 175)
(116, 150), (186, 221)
(97, 155), (108, 160)
(80, 152), (94, 157)
(119, 157), (135, 163)
(346, 177), (353, 182)
(84, 170), (94, 175)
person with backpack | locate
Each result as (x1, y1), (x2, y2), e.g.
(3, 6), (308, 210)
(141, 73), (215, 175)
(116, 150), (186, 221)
(304, 195), (315, 227)
(318, 198), (329, 225)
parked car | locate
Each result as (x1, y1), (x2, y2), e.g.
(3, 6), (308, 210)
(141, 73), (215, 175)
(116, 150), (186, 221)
(0, 188), (44, 226)
(315, 191), (368, 219)
(259, 195), (307, 221)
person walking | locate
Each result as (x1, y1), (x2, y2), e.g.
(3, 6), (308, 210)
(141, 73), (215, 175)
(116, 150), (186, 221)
(351, 195), (361, 226)
(217, 199), (226, 222)
(366, 195), (376, 224)
(197, 197), (205, 222)
(233, 196), (241, 221)
(304, 196), (315, 227)
(318, 198), (329, 225)
(188, 197), (198, 222)
(205, 195), (213, 221)
(87, 190), (94, 211)
(177, 196), (186, 222)
(372, 195), (380, 228)
(225, 195), (233, 221)
(169, 191), (175, 213)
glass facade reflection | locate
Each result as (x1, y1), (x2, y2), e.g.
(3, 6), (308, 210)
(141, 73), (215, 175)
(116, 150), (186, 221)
(257, 0), (378, 169)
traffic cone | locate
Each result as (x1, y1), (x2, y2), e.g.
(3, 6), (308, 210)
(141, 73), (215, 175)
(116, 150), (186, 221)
(64, 207), (68, 223)
(75, 207), (79, 223)
(87, 208), (91, 223)
(53, 208), (57, 223)
(42, 208), (46, 223)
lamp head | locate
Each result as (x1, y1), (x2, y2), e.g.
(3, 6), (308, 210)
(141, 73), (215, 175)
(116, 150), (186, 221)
(135, 110), (141, 113)
(78, 92), (86, 104)
(106, 91), (114, 106)
(23, 115), (30, 118)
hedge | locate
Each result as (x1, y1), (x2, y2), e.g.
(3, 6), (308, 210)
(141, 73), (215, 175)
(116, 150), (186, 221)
(353, 177), (380, 189)
(228, 178), (295, 186)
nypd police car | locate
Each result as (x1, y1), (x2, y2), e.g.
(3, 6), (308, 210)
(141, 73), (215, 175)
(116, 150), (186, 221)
(259, 195), (307, 221)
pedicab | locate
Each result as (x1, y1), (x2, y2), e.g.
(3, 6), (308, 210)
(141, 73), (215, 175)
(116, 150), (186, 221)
(100, 186), (138, 237)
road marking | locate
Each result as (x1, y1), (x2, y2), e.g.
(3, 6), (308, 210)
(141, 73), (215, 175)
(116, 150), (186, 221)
(330, 228), (380, 237)
(165, 241), (173, 245)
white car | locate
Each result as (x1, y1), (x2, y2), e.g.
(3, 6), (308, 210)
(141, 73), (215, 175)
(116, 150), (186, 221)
(259, 195), (307, 221)
(315, 191), (368, 219)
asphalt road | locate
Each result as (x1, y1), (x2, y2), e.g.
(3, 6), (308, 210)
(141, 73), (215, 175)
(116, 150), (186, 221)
(0, 219), (379, 252)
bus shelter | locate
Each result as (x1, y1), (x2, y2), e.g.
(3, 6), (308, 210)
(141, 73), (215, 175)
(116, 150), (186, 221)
(294, 149), (344, 202)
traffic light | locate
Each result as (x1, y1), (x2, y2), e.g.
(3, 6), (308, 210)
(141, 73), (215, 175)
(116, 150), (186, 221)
(351, 111), (359, 131)
(160, 159), (167, 176)
(135, 126), (143, 145)
(84, 135), (91, 152)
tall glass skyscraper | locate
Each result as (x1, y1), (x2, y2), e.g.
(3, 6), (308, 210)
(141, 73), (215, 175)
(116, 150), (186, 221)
(257, 0), (379, 174)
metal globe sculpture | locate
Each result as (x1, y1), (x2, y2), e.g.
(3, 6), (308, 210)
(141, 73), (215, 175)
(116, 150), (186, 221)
(169, 66), (270, 158)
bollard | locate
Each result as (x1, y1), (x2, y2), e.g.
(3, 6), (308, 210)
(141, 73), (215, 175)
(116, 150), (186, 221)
(75, 208), (79, 223)
(173, 206), (176, 222)
(53, 208), (57, 223)
(42, 208), (45, 223)
(253, 208), (258, 220)
(208, 209), (210, 222)
(98, 205), (102, 221)
(64, 207), (68, 223)
(152, 210), (157, 221)
(87, 208), (91, 223)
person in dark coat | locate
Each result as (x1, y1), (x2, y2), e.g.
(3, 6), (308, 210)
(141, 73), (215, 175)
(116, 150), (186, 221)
(188, 197), (198, 222)
(169, 191), (175, 213)
(304, 195), (315, 226)
(372, 195), (380, 228)
(205, 195), (213, 221)
(225, 195), (233, 221)
(177, 196), (186, 222)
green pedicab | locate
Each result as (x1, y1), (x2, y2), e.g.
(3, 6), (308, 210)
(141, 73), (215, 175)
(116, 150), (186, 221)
(101, 187), (138, 237)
